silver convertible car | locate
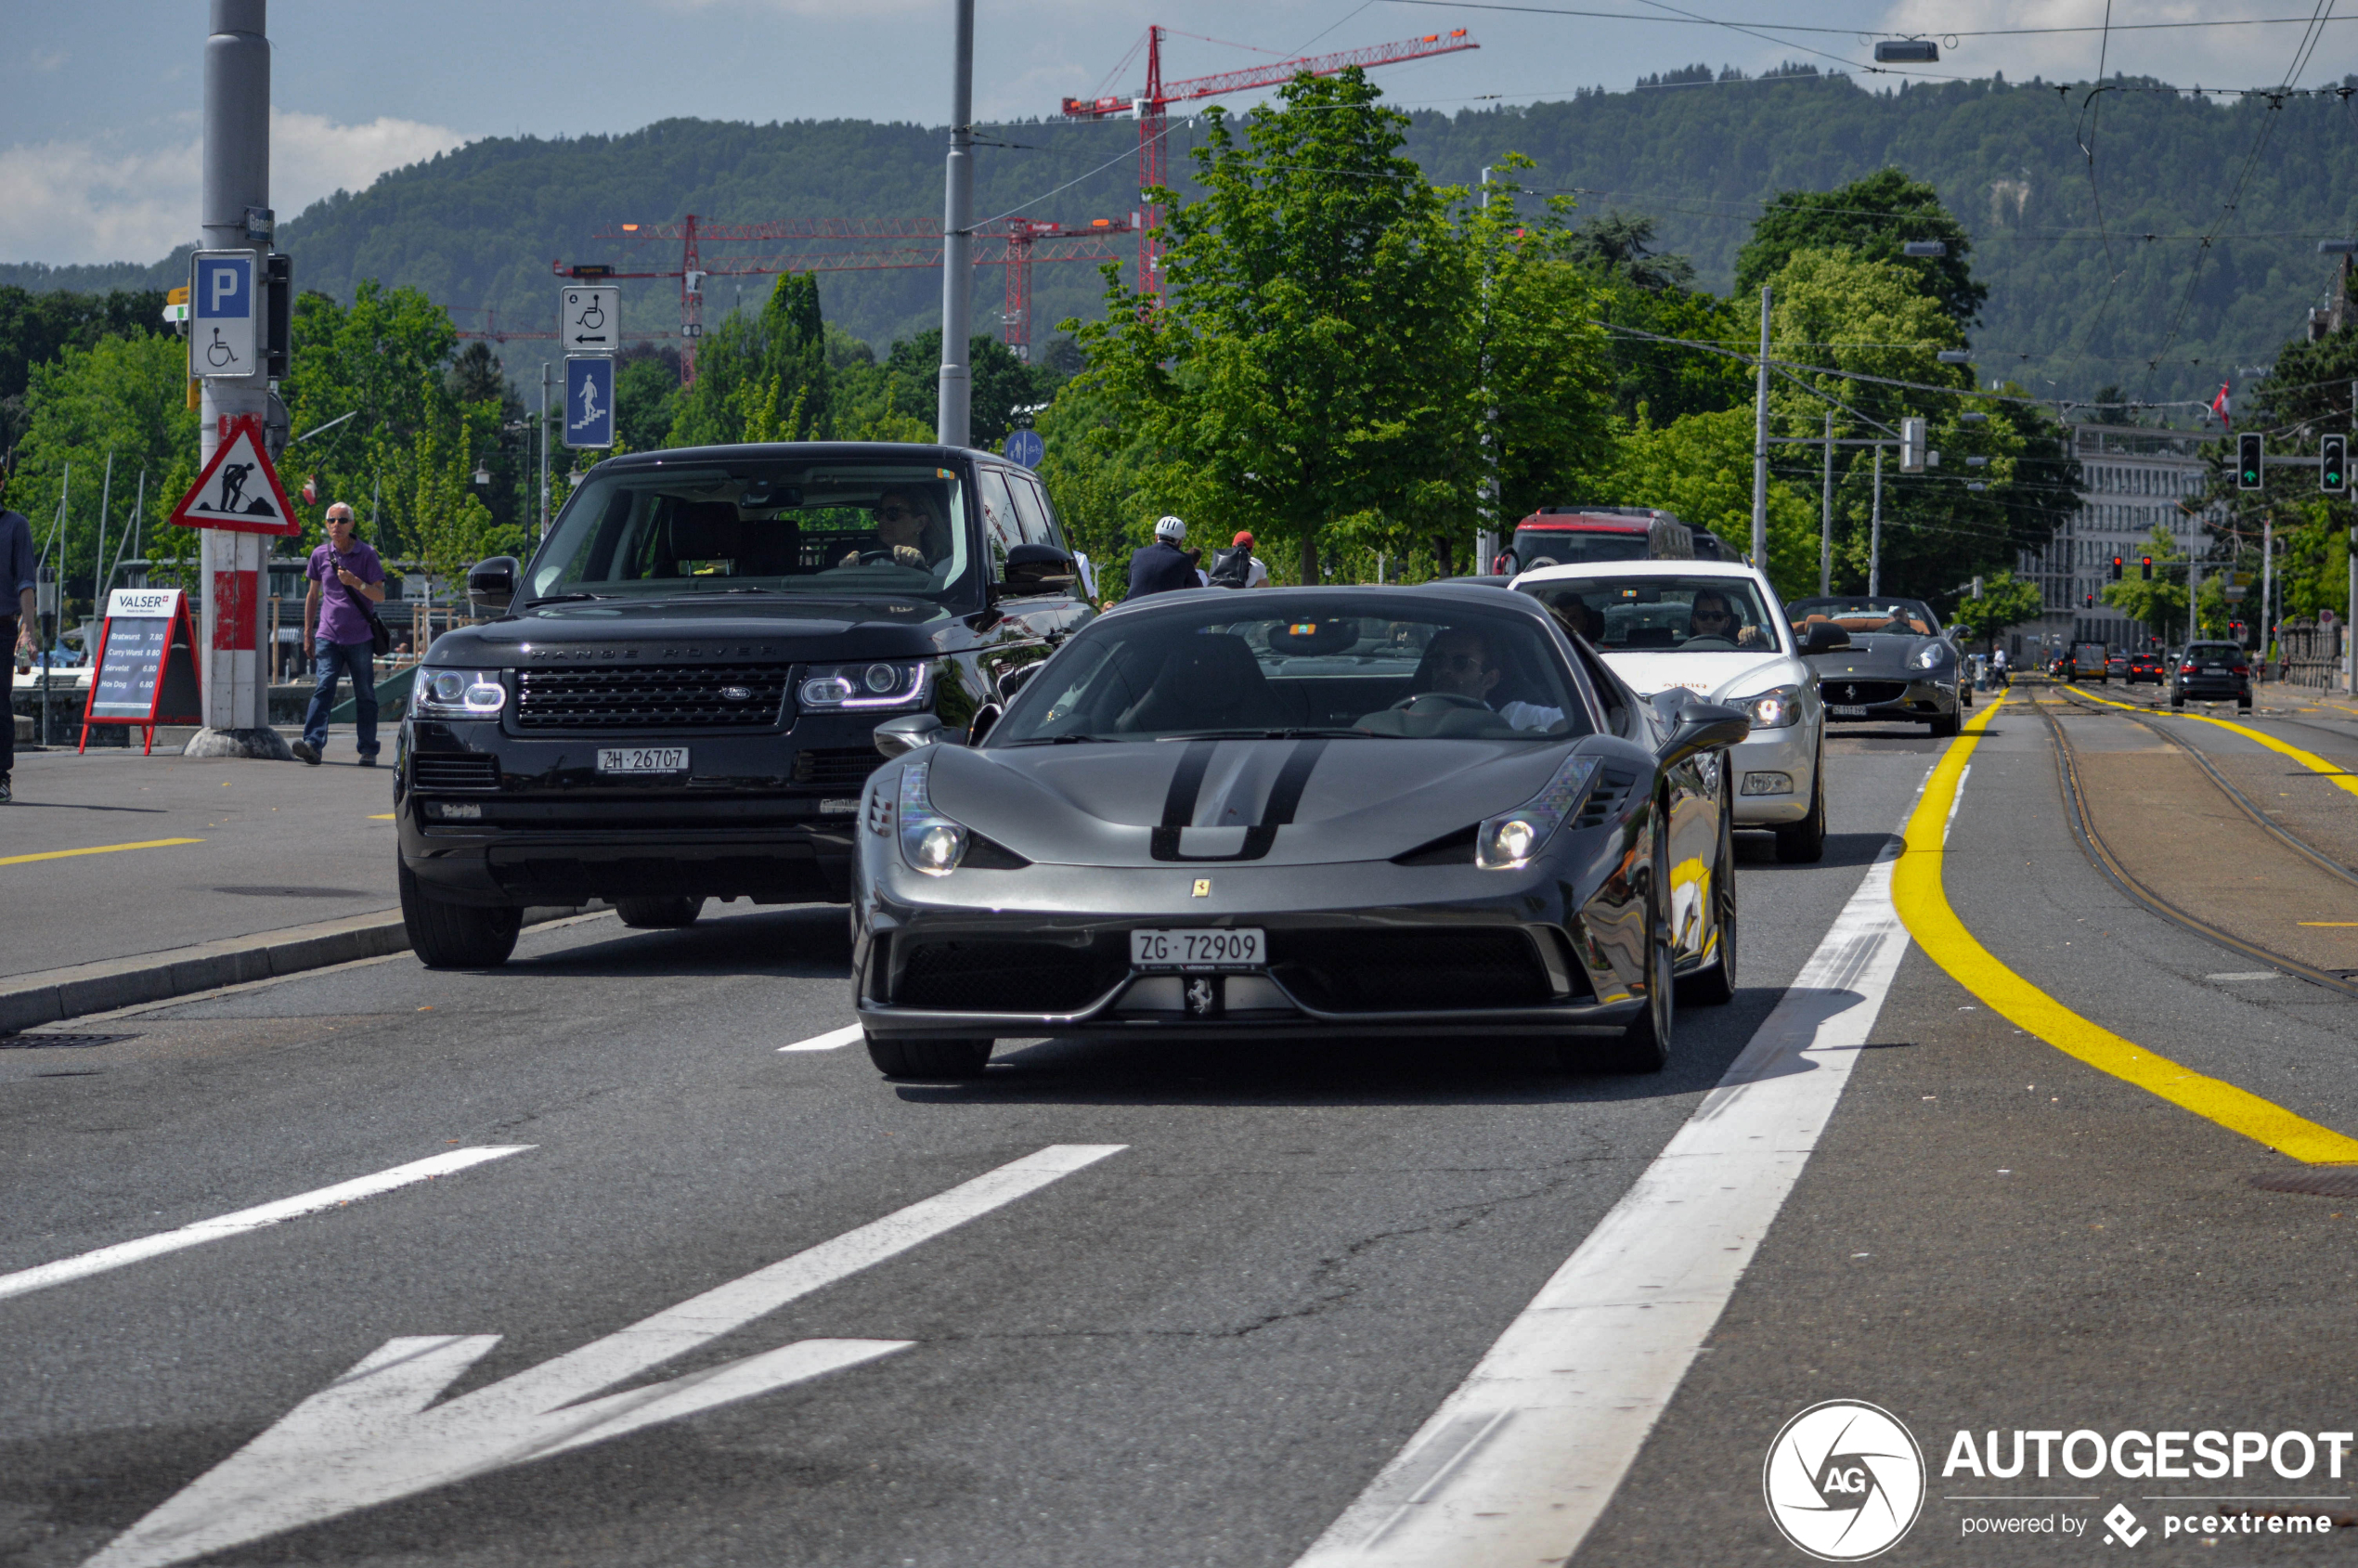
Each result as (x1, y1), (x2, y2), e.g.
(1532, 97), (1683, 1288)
(849, 586), (1750, 1080)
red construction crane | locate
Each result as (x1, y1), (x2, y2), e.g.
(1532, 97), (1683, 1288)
(552, 214), (1135, 382)
(1059, 27), (1479, 295)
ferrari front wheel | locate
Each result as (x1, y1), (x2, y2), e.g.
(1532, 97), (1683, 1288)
(865, 1033), (993, 1080)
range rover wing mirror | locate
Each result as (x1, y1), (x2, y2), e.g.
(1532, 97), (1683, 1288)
(873, 713), (946, 758)
(994, 660), (1047, 703)
(999, 541), (1077, 595)
(467, 556), (521, 616)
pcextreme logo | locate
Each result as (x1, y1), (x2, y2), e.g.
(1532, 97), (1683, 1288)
(1764, 1400), (1928, 1561)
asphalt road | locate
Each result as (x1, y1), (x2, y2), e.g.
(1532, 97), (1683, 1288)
(8, 704), (2358, 1567)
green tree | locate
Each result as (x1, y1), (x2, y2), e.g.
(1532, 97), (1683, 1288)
(1733, 167), (1986, 327)
(2100, 525), (2192, 642)
(879, 330), (1042, 448)
(669, 272), (829, 447)
(614, 346), (680, 451)
(0, 285), (169, 453)
(1949, 570), (2045, 650)
(1604, 407), (1820, 593)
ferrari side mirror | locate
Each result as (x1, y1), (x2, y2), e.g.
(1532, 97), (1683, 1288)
(873, 713), (945, 758)
(1656, 700), (1750, 770)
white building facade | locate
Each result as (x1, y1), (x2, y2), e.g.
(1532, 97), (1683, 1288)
(2013, 423), (2228, 658)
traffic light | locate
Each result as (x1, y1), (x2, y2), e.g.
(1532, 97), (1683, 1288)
(1899, 417), (1927, 473)
(2141, 556), (2153, 580)
(2324, 434), (2348, 493)
(2109, 555), (2123, 581)
(2084, 593), (2095, 608)
(2238, 433), (2264, 489)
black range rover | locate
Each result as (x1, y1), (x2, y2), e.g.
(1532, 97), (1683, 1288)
(395, 443), (1092, 966)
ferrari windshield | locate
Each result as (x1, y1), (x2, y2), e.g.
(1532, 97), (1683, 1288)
(991, 594), (1592, 745)
(526, 461), (976, 602)
(1519, 577), (1780, 654)
(1787, 597), (1940, 637)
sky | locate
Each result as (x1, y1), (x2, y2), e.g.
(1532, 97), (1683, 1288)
(2, 0), (2352, 267)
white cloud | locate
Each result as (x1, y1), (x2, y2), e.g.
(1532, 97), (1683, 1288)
(0, 110), (471, 267)
(31, 47), (67, 71)
(1874, 0), (2347, 90)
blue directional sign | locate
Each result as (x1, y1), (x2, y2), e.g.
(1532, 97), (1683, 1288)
(190, 251), (257, 379)
(564, 356), (615, 449)
(1003, 429), (1044, 469)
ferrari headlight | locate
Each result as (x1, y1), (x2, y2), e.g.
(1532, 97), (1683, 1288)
(1476, 753), (1602, 871)
(411, 667), (508, 718)
(897, 758), (968, 876)
(1910, 642), (1953, 670)
(1741, 684), (1805, 730)
(799, 658), (934, 712)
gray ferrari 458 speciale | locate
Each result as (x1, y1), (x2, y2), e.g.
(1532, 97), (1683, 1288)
(1787, 594), (1967, 737)
(849, 585), (1750, 1080)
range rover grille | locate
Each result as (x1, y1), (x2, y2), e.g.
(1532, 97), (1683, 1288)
(513, 663), (793, 731)
(795, 747), (886, 790)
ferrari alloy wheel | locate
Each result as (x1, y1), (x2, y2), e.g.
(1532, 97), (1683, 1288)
(865, 1033), (993, 1080)
(1774, 747), (1827, 864)
(615, 895), (706, 928)
(1678, 773), (1739, 1007)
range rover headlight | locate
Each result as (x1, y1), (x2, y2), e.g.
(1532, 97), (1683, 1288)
(1476, 753), (1602, 871)
(798, 658), (934, 712)
(411, 668), (508, 718)
(897, 757), (968, 876)
(1741, 684), (1806, 729)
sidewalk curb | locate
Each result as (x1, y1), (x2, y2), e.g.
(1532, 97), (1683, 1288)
(0, 905), (592, 1035)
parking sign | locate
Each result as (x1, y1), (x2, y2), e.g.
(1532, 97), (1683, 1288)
(564, 356), (615, 449)
(190, 251), (257, 379)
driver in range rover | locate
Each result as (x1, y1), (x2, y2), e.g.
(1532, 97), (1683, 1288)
(836, 488), (951, 577)
(1426, 627), (1564, 732)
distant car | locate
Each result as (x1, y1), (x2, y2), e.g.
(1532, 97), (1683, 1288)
(1495, 508), (1694, 576)
(1514, 558), (1831, 862)
(1786, 596), (1965, 738)
(2172, 641), (2253, 710)
(2126, 653), (2163, 684)
(2071, 641), (2109, 682)
(2105, 652), (2131, 680)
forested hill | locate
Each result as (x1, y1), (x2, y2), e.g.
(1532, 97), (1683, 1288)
(10, 70), (2354, 402)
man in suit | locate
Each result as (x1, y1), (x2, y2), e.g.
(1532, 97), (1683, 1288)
(1124, 515), (1200, 601)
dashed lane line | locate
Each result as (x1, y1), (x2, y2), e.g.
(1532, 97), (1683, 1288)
(1895, 692), (2358, 1165)
(0, 836), (203, 867)
(0, 1147), (533, 1303)
(780, 1025), (863, 1052)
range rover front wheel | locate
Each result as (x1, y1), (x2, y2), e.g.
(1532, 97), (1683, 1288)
(399, 862), (522, 969)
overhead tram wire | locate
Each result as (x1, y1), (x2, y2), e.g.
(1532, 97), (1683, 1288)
(1378, 0), (2358, 42)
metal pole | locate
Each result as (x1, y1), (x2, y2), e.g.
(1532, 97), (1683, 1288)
(538, 362), (551, 536)
(189, 0), (282, 758)
(1476, 166), (1499, 573)
(94, 450), (112, 641)
(2348, 380), (2355, 693)
(1750, 284), (1771, 567)
(1868, 447), (1884, 597)
(936, 0), (975, 448)
(2261, 512), (2274, 671)
(1819, 412), (1833, 595)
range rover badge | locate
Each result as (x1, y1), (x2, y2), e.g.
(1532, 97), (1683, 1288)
(719, 685), (753, 702)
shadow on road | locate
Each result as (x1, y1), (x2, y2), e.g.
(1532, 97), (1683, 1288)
(504, 906), (849, 979)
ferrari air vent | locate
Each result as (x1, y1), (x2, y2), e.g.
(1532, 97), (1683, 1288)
(1393, 823), (1478, 865)
(1570, 764), (1639, 830)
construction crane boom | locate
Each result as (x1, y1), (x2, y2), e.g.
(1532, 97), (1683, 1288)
(1059, 27), (1477, 295)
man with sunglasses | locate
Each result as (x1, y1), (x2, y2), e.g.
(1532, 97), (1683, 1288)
(1427, 626), (1563, 732)
(1688, 589), (1764, 648)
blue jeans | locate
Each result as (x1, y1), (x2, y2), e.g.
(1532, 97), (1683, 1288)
(303, 638), (379, 756)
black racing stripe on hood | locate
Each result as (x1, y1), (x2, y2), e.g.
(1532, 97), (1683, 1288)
(1151, 738), (1328, 862)
(1160, 740), (1217, 829)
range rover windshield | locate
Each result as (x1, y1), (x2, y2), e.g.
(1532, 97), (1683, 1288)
(527, 461), (977, 603)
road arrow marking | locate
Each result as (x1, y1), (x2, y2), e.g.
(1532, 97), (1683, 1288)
(82, 1143), (1127, 1568)
(0, 1147), (532, 1304)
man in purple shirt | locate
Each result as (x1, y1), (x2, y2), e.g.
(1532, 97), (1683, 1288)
(294, 502), (386, 766)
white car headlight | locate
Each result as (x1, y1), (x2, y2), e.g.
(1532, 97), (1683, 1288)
(411, 667), (508, 718)
(798, 658), (934, 712)
(1476, 753), (1602, 871)
(1910, 642), (1953, 670)
(1740, 684), (1806, 730)
(896, 757), (968, 876)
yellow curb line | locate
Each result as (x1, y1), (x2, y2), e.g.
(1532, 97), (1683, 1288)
(0, 837), (205, 868)
(1890, 691), (2358, 1164)
(2066, 683), (2358, 799)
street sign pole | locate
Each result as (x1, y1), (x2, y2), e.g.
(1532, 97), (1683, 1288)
(1749, 285), (1771, 567)
(937, 0), (975, 448)
(188, 0), (288, 760)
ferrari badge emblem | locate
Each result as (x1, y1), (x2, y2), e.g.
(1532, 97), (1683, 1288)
(1192, 878), (1211, 897)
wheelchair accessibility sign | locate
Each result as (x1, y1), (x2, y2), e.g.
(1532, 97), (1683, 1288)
(190, 251), (257, 379)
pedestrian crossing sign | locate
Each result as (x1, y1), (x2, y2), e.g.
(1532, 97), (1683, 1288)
(165, 414), (301, 537)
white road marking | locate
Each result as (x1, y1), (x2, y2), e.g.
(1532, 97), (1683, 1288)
(81, 1143), (1126, 1568)
(2207, 971), (2284, 982)
(1942, 762), (1971, 846)
(1293, 825), (1915, 1568)
(0, 1147), (532, 1304)
(779, 1024), (864, 1052)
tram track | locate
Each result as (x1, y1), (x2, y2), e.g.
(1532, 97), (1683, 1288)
(2028, 684), (2358, 1001)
